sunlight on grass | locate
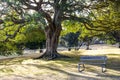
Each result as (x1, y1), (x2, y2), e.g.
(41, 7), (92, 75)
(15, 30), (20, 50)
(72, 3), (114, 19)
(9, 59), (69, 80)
(0, 48), (120, 79)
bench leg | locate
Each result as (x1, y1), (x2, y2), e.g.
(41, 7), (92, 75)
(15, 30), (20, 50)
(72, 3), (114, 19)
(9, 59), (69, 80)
(102, 64), (106, 72)
(78, 64), (85, 72)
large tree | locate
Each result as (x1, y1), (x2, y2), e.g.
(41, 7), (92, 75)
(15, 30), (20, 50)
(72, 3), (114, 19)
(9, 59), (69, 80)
(1, 0), (119, 59)
(0, 0), (93, 59)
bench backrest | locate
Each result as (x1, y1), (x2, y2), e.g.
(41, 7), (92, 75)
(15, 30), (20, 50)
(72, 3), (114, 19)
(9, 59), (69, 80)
(80, 56), (107, 61)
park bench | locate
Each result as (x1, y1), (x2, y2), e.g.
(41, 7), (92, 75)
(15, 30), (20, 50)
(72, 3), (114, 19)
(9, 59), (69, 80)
(78, 56), (107, 72)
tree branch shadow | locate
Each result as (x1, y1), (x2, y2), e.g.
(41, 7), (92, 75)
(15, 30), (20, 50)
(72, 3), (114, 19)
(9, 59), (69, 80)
(27, 64), (99, 80)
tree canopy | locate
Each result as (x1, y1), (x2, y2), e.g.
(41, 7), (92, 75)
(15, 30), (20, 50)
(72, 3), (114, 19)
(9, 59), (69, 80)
(0, 0), (120, 58)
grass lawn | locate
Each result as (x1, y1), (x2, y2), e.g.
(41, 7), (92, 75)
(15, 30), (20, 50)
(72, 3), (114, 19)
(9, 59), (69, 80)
(0, 48), (120, 80)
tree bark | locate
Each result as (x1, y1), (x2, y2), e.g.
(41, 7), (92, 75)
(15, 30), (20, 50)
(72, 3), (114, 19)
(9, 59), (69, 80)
(118, 42), (120, 48)
(86, 41), (90, 50)
(40, 25), (62, 59)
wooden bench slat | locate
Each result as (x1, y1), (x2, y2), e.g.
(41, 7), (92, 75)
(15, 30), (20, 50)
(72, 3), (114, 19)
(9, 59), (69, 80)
(78, 56), (107, 72)
(79, 62), (106, 64)
(80, 56), (107, 60)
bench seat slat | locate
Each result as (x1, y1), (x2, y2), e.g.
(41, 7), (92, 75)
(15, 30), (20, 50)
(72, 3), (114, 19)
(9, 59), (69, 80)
(80, 56), (107, 60)
(78, 56), (107, 72)
(80, 59), (106, 61)
(79, 62), (106, 64)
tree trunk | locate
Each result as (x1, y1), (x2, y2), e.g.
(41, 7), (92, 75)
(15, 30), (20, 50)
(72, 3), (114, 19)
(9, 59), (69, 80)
(86, 43), (89, 50)
(118, 42), (120, 48)
(86, 41), (90, 50)
(41, 25), (62, 59)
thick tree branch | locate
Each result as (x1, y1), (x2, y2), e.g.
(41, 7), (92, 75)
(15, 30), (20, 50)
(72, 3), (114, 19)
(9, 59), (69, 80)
(33, 0), (37, 4)
(11, 17), (26, 24)
(22, 0), (37, 10)
(3, 24), (25, 42)
(62, 15), (90, 23)
(62, 15), (110, 32)
(83, 23), (107, 32)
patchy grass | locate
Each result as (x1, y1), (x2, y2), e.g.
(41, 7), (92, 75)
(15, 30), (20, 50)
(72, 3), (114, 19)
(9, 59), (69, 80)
(59, 49), (120, 77)
(0, 48), (120, 80)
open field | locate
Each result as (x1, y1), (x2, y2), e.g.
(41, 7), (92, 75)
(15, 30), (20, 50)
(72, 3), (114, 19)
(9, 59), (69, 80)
(0, 45), (120, 80)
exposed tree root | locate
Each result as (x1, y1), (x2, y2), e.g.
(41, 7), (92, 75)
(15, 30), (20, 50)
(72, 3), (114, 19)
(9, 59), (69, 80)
(36, 52), (70, 60)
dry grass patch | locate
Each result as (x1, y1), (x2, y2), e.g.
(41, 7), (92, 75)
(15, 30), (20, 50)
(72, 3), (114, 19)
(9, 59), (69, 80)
(0, 48), (120, 80)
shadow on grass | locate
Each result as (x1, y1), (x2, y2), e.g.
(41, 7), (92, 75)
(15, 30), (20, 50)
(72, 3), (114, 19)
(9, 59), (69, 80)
(107, 57), (120, 71)
(0, 75), (40, 80)
(55, 52), (120, 72)
(0, 50), (120, 79)
(0, 58), (29, 65)
(27, 64), (99, 80)
(25, 63), (120, 80)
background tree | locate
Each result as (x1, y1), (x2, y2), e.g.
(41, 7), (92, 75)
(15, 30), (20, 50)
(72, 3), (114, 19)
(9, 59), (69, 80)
(15, 27), (46, 49)
(107, 0), (120, 47)
(82, 0), (120, 48)
(61, 20), (81, 48)
(109, 31), (120, 48)
(0, 17), (45, 55)
(61, 31), (80, 48)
